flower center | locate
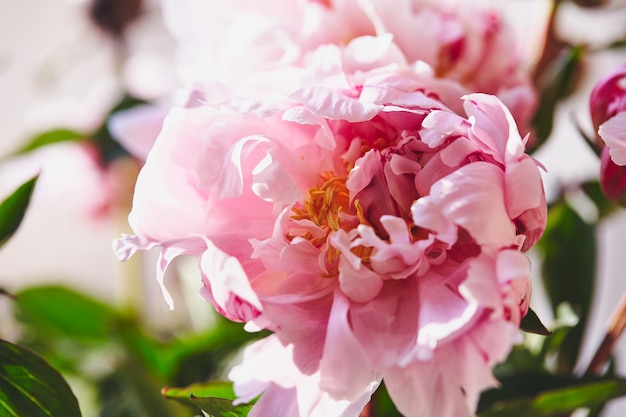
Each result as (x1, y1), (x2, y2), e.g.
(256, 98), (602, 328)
(291, 172), (365, 234)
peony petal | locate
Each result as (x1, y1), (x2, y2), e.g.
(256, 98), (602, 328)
(412, 162), (516, 248)
(415, 269), (480, 357)
(319, 292), (380, 400)
(199, 238), (263, 322)
(462, 93), (524, 162)
(330, 230), (384, 303)
(108, 105), (168, 161)
(504, 157), (544, 219)
(290, 85), (381, 123)
(386, 318), (516, 417)
(599, 111), (626, 166)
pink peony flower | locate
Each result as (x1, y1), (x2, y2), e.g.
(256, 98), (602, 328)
(115, 49), (546, 416)
(590, 64), (626, 205)
(160, 0), (536, 130)
(111, 0), (538, 170)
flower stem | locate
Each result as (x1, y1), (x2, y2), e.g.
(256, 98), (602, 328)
(585, 291), (626, 374)
(532, 0), (568, 85)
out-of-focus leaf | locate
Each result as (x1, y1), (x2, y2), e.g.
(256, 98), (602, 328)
(11, 129), (83, 156)
(15, 285), (119, 342)
(479, 376), (626, 416)
(605, 38), (626, 50)
(118, 314), (264, 384)
(530, 45), (585, 150)
(121, 359), (189, 417)
(163, 381), (253, 416)
(492, 346), (545, 380)
(0, 175), (38, 247)
(99, 362), (191, 417)
(520, 308), (552, 336)
(536, 201), (596, 372)
(582, 180), (617, 220)
(0, 339), (82, 417)
(573, 117), (602, 157)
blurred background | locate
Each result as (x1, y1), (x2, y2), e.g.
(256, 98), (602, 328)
(1, 0), (626, 416)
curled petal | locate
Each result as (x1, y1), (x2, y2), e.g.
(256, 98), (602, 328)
(199, 238), (263, 322)
(330, 230), (383, 303)
(462, 93), (524, 162)
(412, 162), (515, 248)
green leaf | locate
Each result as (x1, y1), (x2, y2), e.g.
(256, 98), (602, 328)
(191, 396), (252, 417)
(536, 201), (596, 372)
(117, 314), (264, 383)
(370, 382), (403, 417)
(582, 180), (618, 220)
(492, 347), (546, 380)
(530, 45), (585, 150)
(120, 360), (188, 417)
(0, 339), (82, 417)
(0, 175), (38, 247)
(15, 285), (119, 342)
(163, 381), (253, 416)
(11, 129), (83, 156)
(479, 378), (626, 417)
(162, 381), (237, 402)
(520, 308), (552, 336)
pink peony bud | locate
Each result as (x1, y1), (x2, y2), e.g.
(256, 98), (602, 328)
(600, 147), (626, 206)
(590, 64), (626, 205)
(590, 63), (626, 137)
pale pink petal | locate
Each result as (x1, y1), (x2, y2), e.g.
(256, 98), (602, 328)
(342, 34), (407, 73)
(345, 149), (381, 198)
(504, 157), (544, 219)
(108, 105), (168, 161)
(230, 336), (299, 402)
(199, 238), (262, 322)
(331, 230), (384, 303)
(127, 107), (210, 241)
(386, 319), (516, 417)
(290, 85), (382, 123)
(415, 270), (480, 358)
(599, 111), (626, 166)
(319, 292), (380, 400)
(420, 110), (468, 148)
(230, 335), (379, 417)
(458, 254), (502, 314)
(462, 93), (524, 162)
(412, 162), (516, 248)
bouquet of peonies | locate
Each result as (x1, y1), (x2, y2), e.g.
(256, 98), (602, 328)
(3, 1), (626, 417)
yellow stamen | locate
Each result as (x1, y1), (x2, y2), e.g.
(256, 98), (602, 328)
(290, 173), (373, 276)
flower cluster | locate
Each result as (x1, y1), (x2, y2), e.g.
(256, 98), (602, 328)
(115, 1), (547, 416)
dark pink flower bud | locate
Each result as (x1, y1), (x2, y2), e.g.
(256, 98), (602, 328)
(590, 65), (626, 204)
(600, 147), (626, 206)
(590, 64), (626, 140)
